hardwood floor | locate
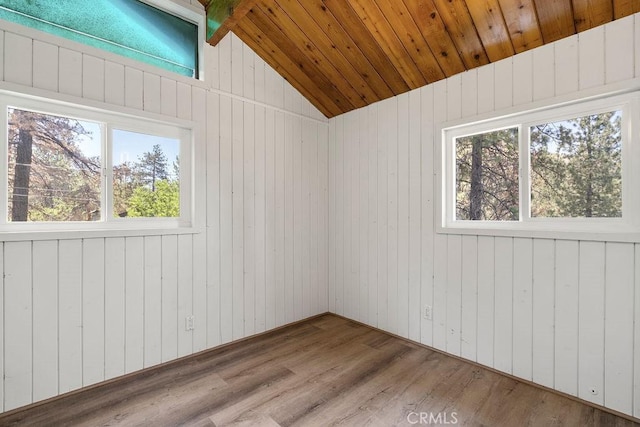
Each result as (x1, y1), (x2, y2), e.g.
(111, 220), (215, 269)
(1, 314), (637, 427)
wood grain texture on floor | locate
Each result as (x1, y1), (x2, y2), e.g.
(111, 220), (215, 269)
(0, 314), (637, 427)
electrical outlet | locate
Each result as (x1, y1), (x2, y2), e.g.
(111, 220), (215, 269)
(185, 315), (195, 331)
(424, 305), (433, 321)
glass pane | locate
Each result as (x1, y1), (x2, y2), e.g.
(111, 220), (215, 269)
(455, 128), (519, 221)
(530, 111), (622, 218)
(112, 129), (180, 218)
(0, 0), (197, 77)
(7, 108), (101, 222)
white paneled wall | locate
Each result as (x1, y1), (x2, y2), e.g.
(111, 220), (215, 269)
(0, 8), (328, 412)
(329, 14), (640, 418)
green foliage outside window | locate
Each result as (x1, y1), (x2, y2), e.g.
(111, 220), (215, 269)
(455, 111), (622, 221)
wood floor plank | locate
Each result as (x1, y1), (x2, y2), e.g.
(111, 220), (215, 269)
(0, 314), (638, 427)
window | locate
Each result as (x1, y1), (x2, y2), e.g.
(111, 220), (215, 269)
(441, 91), (640, 234)
(1, 92), (192, 230)
(0, 0), (201, 78)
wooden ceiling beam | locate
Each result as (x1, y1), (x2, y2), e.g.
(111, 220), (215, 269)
(322, 0), (410, 95)
(533, 0), (575, 43)
(497, 0), (543, 53)
(235, 18), (341, 117)
(261, 0), (379, 105)
(293, 0), (395, 100)
(247, 7), (357, 113)
(465, 0), (515, 62)
(572, 0), (614, 32)
(347, 0), (428, 88)
(432, 0), (490, 69)
(401, 0), (466, 77)
(206, 0), (258, 46)
(375, 0), (446, 83)
(613, 0), (640, 19)
(252, 2), (365, 109)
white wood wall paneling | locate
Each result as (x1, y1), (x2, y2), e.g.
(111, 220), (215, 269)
(532, 239), (555, 389)
(432, 80), (447, 352)
(512, 51), (533, 106)
(460, 235), (478, 362)
(161, 235), (179, 362)
(275, 111), (286, 327)
(493, 58), (513, 111)
(143, 72), (162, 114)
(284, 114), (295, 324)
(532, 44), (555, 101)
(232, 98), (245, 339)
(512, 238), (533, 381)
(244, 102), (256, 336)
(125, 237), (145, 374)
(420, 85), (435, 347)
(5, 32), (32, 87)
(0, 19), (328, 412)
(192, 86), (208, 353)
(397, 93), (410, 338)
(493, 237), (513, 374)
(59, 48), (82, 97)
(104, 61), (125, 106)
(33, 41), (58, 92)
(605, 16), (634, 84)
(58, 240), (83, 394)
(293, 110), (303, 321)
(206, 90), (222, 346)
(461, 70), (478, 119)
(82, 238), (105, 387)
(376, 103), (388, 330)
(358, 108), (369, 324)
(144, 236), (163, 368)
(578, 241), (605, 406)
(366, 104), (378, 327)
(342, 111), (354, 320)
(4, 242), (32, 410)
(408, 90), (421, 342)
(82, 55), (105, 102)
(32, 240), (58, 402)
(554, 240), (579, 395)
(255, 104), (267, 333)
(579, 26), (605, 90)
(604, 243), (634, 414)
(105, 237), (126, 380)
(554, 37), (578, 96)
(265, 108), (276, 330)
(219, 94), (234, 343)
(446, 234), (462, 357)
(125, 67), (144, 110)
(476, 236), (495, 367)
(178, 234), (194, 357)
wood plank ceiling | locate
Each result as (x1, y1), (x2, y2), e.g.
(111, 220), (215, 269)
(201, 0), (640, 118)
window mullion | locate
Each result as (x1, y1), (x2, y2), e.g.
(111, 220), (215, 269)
(520, 123), (531, 223)
(103, 124), (111, 223)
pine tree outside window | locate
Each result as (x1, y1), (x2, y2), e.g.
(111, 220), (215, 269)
(440, 91), (640, 236)
(0, 92), (192, 231)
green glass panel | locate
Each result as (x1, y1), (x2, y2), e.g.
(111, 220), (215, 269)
(0, 0), (198, 77)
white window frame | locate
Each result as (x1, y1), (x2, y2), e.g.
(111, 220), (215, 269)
(0, 91), (194, 233)
(139, 0), (206, 81)
(439, 90), (640, 237)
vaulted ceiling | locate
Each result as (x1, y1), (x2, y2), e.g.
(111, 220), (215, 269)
(201, 0), (640, 118)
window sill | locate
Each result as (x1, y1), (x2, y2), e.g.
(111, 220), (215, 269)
(436, 224), (640, 243)
(0, 225), (203, 242)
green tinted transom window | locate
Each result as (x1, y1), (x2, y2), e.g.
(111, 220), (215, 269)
(0, 0), (198, 77)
